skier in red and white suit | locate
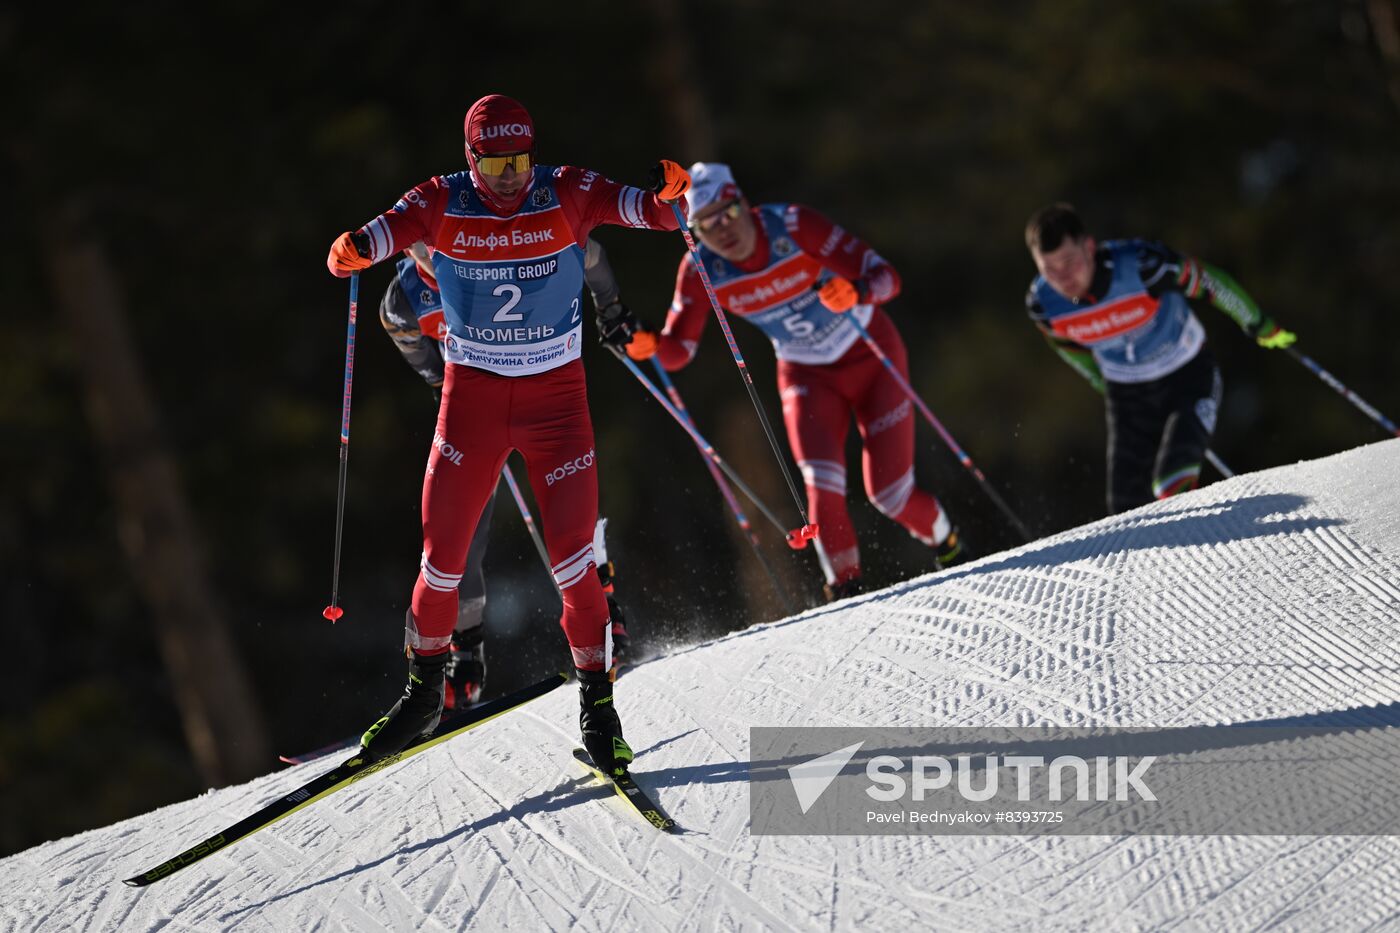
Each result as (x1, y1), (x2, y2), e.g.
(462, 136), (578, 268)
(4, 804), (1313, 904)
(653, 163), (963, 602)
(328, 94), (688, 776)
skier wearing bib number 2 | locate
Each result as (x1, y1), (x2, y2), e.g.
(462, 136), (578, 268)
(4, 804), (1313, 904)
(327, 93), (689, 777)
(378, 237), (640, 712)
(649, 163), (965, 603)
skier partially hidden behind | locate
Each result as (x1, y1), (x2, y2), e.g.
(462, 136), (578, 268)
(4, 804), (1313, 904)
(649, 163), (964, 603)
(328, 93), (689, 776)
(1024, 202), (1296, 514)
(377, 237), (639, 711)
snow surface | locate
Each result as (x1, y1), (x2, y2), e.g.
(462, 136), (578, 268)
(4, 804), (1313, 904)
(5, 439), (1400, 932)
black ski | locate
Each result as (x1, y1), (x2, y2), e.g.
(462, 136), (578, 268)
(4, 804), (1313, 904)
(122, 672), (568, 887)
(278, 693), (510, 765)
(571, 747), (680, 833)
(279, 687), (527, 765)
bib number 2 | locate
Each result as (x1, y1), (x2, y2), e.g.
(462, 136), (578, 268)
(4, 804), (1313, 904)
(492, 284), (524, 322)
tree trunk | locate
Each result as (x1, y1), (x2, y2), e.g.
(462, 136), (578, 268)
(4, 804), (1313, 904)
(646, 0), (718, 157)
(42, 201), (271, 787)
(1369, 0), (1400, 118)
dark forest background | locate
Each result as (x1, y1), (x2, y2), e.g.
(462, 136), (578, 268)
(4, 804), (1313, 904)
(4, 1), (1399, 856)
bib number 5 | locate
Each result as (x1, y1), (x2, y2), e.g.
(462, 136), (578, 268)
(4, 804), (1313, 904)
(782, 313), (815, 339)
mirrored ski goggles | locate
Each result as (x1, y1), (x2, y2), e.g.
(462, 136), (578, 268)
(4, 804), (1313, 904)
(473, 151), (533, 176)
(689, 199), (744, 234)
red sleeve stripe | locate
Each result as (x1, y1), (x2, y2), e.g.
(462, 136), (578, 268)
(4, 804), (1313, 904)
(616, 187), (648, 228)
(1177, 258), (1204, 297)
(365, 217), (394, 262)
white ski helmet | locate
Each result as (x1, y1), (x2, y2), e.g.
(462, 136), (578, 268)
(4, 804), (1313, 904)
(685, 162), (743, 215)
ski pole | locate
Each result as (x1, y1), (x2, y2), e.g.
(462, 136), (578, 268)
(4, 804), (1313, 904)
(650, 359), (797, 614)
(609, 346), (792, 537)
(499, 461), (557, 590)
(1204, 449), (1234, 478)
(323, 272), (359, 622)
(649, 358), (761, 539)
(844, 311), (1034, 543)
(670, 204), (818, 550)
(1284, 346), (1399, 437)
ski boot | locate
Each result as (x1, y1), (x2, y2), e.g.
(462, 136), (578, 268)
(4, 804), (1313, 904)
(577, 668), (633, 778)
(444, 626), (486, 712)
(935, 525), (968, 569)
(823, 577), (865, 603)
(359, 649), (449, 762)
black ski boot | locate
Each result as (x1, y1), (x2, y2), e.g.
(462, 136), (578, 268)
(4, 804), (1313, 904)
(935, 525), (968, 569)
(823, 577), (865, 603)
(577, 668), (633, 778)
(444, 627), (486, 712)
(360, 650), (449, 762)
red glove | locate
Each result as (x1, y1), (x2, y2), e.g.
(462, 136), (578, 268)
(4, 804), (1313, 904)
(625, 329), (659, 361)
(817, 276), (861, 313)
(649, 160), (691, 203)
(327, 231), (372, 277)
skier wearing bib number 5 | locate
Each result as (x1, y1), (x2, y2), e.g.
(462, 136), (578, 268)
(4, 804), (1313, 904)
(326, 93), (690, 777)
(649, 163), (965, 603)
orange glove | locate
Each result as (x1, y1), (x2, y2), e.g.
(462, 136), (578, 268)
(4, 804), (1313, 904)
(817, 276), (861, 313)
(625, 329), (658, 361)
(327, 231), (372, 277)
(648, 160), (691, 203)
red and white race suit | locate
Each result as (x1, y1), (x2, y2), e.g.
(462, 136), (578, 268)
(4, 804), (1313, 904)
(355, 164), (678, 669)
(657, 203), (949, 585)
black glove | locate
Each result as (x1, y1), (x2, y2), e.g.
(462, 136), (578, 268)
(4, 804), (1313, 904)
(596, 301), (641, 349)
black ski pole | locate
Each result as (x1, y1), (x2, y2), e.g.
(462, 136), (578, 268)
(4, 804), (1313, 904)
(844, 311), (1033, 542)
(499, 461), (559, 594)
(1284, 345), (1399, 437)
(609, 346), (793, 537)
(669, 204), (818, 551)
(649, 359), (797, 614)
(323, 272), (359, 622)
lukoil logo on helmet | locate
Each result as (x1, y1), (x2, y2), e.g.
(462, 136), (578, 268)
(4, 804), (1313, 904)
(546, 449), (595, 486)
(479, 123), (532, 140)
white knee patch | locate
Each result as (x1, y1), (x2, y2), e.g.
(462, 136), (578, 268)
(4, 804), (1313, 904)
(870, 468), (915, 518)
(421, 553), (464, 593)
(552, 543), (596, 590)
(800, 459), (846, 496)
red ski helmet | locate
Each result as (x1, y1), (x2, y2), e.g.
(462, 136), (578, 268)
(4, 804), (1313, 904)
(464, 94), (536, 214)
(464, 94), (535, 155)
